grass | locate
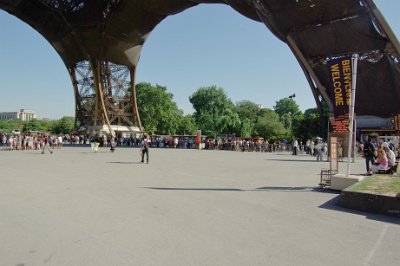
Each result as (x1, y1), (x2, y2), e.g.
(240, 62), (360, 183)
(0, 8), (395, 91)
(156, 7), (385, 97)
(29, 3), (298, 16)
(346, 174), (400, 197)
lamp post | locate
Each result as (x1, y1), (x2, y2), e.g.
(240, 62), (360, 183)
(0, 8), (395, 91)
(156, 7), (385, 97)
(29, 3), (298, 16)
(288, 94), (296, 137)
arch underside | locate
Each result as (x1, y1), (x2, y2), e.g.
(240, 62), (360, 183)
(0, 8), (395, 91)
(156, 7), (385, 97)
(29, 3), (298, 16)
(1, 0), (399, 133)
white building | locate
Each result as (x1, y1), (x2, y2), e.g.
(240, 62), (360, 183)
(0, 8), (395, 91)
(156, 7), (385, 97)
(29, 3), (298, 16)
(0, 109), (37, 121)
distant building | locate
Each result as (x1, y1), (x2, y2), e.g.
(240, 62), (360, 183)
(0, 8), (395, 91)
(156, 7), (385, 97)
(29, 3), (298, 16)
(0, 109), (37, 121)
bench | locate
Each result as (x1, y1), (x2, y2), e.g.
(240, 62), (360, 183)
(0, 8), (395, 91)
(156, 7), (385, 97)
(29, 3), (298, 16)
(377, 166), (392, 174)
(377, 163), (398, 174)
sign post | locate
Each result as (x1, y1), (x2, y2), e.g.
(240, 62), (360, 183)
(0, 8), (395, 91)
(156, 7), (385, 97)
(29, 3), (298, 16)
(346, 54), (358, 177)
(330, 137), (339, 174)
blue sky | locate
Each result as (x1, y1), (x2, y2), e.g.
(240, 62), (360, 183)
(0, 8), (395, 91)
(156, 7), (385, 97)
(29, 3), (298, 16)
(0, 0), (399, 119)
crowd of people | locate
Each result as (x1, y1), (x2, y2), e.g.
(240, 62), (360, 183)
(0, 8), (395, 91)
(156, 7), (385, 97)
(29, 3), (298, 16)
(0, 134), (63, 151)
(1, 133), (329, 155)
(2, 133), (398, 170)
(363, 138), (398, 175)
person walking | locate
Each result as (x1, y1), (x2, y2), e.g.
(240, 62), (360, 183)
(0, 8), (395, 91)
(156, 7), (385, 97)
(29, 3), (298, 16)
(41, 135), (53, 154)
(292, 139), (299, 155)
(90, 135), (100, 152)
(140, 135), (150, 163)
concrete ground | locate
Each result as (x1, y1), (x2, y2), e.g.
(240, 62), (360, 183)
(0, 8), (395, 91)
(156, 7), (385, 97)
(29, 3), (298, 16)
(0, 146), (399, 266)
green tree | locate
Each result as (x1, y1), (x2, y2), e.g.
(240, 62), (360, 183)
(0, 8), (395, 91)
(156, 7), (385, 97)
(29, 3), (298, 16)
(136, 82), (181, 135)
(189, 86), (238, 138)
(234, 100), (264, 137)
(176, 114), (197, 135)
(254, 108), (287, 141)
(235, 100), (261, 122)
(274, 97), (303, 138)
(273, 97), (300, 117)
(22, 119), (46, 132)
(51, 116), (75, 134)
(239, 118), (254, 138)
(295, 105), (332, 141)
(0, 120), (20, 133)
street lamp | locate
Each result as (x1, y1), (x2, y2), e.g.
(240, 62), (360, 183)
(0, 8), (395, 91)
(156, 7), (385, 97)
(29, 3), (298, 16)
(288, 94), (295, 136)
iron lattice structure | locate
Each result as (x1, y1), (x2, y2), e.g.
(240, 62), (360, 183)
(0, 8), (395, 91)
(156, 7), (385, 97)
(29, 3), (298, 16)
(0, 0), (399, 134)
(69, 61), (140, 133)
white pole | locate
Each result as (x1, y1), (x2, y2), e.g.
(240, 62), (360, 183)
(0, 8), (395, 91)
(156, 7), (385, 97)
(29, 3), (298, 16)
(346, 54), (359, 177)
(352, 117), (357, 163)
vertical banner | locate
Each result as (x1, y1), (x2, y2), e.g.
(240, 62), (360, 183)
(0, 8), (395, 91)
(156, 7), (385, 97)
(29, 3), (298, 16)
(327, 57), (352, 119)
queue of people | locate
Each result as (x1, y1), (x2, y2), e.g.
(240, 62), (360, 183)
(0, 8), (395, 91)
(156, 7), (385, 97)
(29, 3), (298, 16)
(0, 134), (63, 151)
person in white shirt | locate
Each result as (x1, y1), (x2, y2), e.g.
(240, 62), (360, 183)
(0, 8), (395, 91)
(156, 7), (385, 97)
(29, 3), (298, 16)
(292, 139), (299, 155)
(316, 138), (323, 161)
(383, 143), (396, 167)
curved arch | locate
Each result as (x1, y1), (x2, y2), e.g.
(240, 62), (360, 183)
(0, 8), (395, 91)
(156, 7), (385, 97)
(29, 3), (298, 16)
(0, 0), (399, 131)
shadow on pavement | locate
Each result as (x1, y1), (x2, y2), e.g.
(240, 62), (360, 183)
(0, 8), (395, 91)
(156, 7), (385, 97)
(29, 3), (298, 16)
(144, 186), (341, 193)
(144, 187), (243, 191)
(319, 195), (400, 225)
(266, 158), (327, 163)
(107, 161), (142, 164)
(257, 186), (312, 191)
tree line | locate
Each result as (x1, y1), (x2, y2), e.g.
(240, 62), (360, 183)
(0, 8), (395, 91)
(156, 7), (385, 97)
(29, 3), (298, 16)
(136, 83), (329, 141)
(0, 82), (329, 141)
(0, 116), (75, 135)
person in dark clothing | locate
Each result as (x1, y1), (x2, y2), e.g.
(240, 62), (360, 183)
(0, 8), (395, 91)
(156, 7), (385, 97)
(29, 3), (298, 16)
(363, 137), (375, 175)
(140, 135), (150, 163)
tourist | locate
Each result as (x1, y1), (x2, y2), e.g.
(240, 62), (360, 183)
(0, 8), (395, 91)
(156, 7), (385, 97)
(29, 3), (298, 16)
(370, 149), (388, 173)
(383, 142), (396, 167)
(292, 139), (298, 155)
(41, 135), (53, 154)
(140, 135), (150, 163)
(363, 137), (376, 175)
(316, 138), (323, 161)
(338, 143), (343, 162)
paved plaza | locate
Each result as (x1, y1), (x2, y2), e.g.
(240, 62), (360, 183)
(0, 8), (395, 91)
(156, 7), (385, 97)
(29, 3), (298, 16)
(1, 147), (399, 266)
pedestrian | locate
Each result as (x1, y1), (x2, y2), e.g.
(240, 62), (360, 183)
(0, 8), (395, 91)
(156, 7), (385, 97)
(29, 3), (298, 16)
(90, 134), (100, 152)
(363, 137), (375, 175)
(292, 139), (298, 155)
(338, 143), (343, 162)
(316, 138), (323, 161)
(109, 136), (116, 152)
(41, 135), (53, 154)
(140, 135), (150, 163)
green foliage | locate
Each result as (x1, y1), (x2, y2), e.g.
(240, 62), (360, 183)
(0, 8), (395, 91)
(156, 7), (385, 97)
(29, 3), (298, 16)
(136, 82), (182, 135)
(273, 97), (303, 139)
(51, 116), (75, 134)
(295, 109), (320, 140)
(189, 86), (237, 138)
(0, 118), (69, 135)
(176, 114), (197, 135)
(254, 108), (287, 141)
(235, 100), (261, 122)
(238, 118), (254, 138)
(273, 97), (300, 117)
(22, 119), (54, 132)
(0, 120), (22, 133)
